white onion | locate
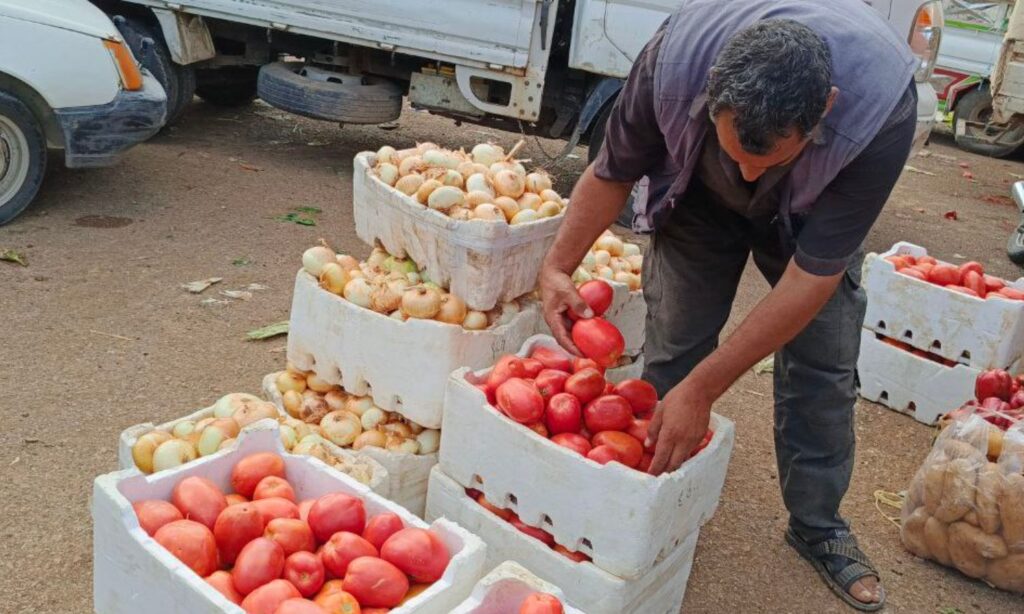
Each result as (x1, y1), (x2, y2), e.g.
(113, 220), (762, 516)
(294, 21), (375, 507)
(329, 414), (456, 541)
(370, 278), (406, 313)
(525, 172), (553, 193)
(283, 389), (303, 418)
(517, 193), (542, 211)
(353, 429), (387, 450)
(194, 417), (215, 433)
(465, 191), (493, 207)
(345, 396), (375, 417)
(394, 174), (424, 196)
(132, 431), (173, 474)
(367, 248), (389, 269)
(319, 262), (348, 295)
(493, 170), (526, 198)
(449, 207), (471, 221)
(490, 161), (526, 177)
(335, 254), (359, 273)
(376, 163), (400, 186)
(459, 161), (490, 180)
(572, 267), (593, 284)
(463, 310), (488, 330)
(279, 424), (298, 451)
(321, 410), (362, 446)
(198, 424), (232, 456)
(623, 243), (641, 257)
(596, 265), (614, 280)
(537, 201), (561, 218)
(539, 189), (562, 204)
(581, 251), (597, 268)
(465, 173), (493, 195)
(438, 169), (464, 188)
(471, 143), (504, 166)
(626, 254), (644, 273)
(306, 373), (334, 393)
(624, 273), (642, 291)
(385, 434), (421, 454)
(302, 388), (320, 401)
(436, 293), (468, 325)
(510, 209), (539, 225)
(234, 401), (279, 428)
(427, 185), (466, 211)
(376, 145), (397, 164)
(152, 439), (197, 472)
(360, 407), (387, 430)
(381, 422), (413, 438)
(595, 235), (625, 256)
(390, 309), (407, 320)
(416, 179), (443, 204)
(401, 286), (442, 319)
(343, 277), (374, 308)
(398, 155), (426, 176)
(609, 257), (630, 274)
(494, 301), (521, 326)
(172, 420), (196, 439)
(472, 204), (503, 221)
(324, 390), (346, 412)
(415, 141), (439, 154)
(303, 246), (337, 277)
(593, 250), (611, 267)
(493, 196), (520, 222)
(422, 149), (461, 169)
(416, 429), (441, 454)
(298, 396), (329, 424)
(292, 440), (331, 463)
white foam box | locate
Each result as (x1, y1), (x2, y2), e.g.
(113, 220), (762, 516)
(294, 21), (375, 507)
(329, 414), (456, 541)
(439, 334), (734, 580)
(534, 282), (647, 358)
(286, 270), (541, 430)
(427, 467), (699, 614)
(262, 372), (437, 517)
(450, 561), (586, 614)
(117, 404), (389, 495)
(94, 424), (486, 614)
(857, 328), (980, 425)
(353, 151), (565, 311)
(863, 241), (1024, 370)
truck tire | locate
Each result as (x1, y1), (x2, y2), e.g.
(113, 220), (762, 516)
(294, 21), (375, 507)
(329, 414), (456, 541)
(257, 61), (403, 124)
(0, 91), (46, 226)
(953, 86), (1024, 158)
(115, 16), (195, 125)
(196, 67), (258, 107)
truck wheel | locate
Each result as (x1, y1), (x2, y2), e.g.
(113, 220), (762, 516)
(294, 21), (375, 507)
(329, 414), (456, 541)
(196, 67), (258, 107)
(953, 86), (1024, 158)
(257, 61), (403, 124)
(0, 91), (46, 226)
(115, 16), (195, 125)
(588, 101), (636, 229)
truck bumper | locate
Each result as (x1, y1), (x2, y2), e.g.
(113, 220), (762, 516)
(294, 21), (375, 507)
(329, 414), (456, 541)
(911, 81), (939, 156)
(54, 72), (166, 168)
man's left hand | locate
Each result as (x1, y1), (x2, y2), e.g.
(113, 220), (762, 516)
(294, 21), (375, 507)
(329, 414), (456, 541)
(646, 377), (713, 475)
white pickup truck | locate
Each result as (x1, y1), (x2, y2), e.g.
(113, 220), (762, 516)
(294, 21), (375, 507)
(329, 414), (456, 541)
(90, 0), (943, 165)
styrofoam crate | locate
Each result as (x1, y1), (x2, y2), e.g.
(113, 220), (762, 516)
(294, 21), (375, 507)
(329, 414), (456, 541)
(353, 151), (565, 311)
(94, 424), (486, 614)
(262, 372), (437, 517)
(427, 467), (698, 614)
(534, 282), (646, 358)
(117, 403), (389, 495)
(450, 561), (586, 614)
(439, 335), (734, 580)
(286, 270), (540, 429)
(863, 241), (1024, 370)
(857, 328), (980, 425)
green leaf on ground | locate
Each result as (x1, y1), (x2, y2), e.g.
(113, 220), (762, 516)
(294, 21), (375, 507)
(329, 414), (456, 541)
(232, 257), (252, 266)
(274, 212), (317, 226)
(1, 249), (27, 266)
(938, 608), (964, 614)
(293, 206), (322, 214)
(752, 356), (774, 375)
(246, 321), (289, 341)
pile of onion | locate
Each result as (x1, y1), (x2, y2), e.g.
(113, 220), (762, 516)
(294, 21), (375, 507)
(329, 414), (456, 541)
(371, 141), (567, 224)
(302, 243), (527, 330)
(274, 368), (440, 457)
(571, 230), (642, 291)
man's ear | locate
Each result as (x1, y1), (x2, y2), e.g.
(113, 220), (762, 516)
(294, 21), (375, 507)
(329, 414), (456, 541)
(823, 86), (840, 118)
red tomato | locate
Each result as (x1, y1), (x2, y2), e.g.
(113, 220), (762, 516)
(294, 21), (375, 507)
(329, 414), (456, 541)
(571, 318), (625, 368)
(154, 519), (218, 577)
(1010, 390), (1024, 409)
(899, 268), (927, 281)
(171, 476), (228, 530)
(475, 492), (513, 521)
(984, 274), (1006, 293)
(603, 382), (615, 395)
(613, 379), (658, 414)
(914, 262), (935, 275)
(531, 346), (573, 373)
(689, 430), (714, 459)
(254, 476), (296, 503)
(361, 610), (390, 614)
(239, 579), (300, 614)
(380, 527), (451, 583)
(320, 531), (378, 578)
(959, 261), (985, 280)
(314, 580), (345, 599)
(265, 518), (316, 557)
(592, 431), (643, 468)
(917, 255), (938, 265)
(510, 516), (555, 546)
(927, 264), (960, 286)
(996, 287), (1024, 300)
(569, 280), (614, 319)
(308, 493), (366, 543)
(583, 395), (633, 432)
(519, 592), (564, 614)
(521, 358), (544, 378)
(947, 285), (981, 298)
(587, 445), (622, 465)
(233, 537), (286, 595)
(284, 551), (326, 598)
(527, 422), (549, 437)
(206, 570), (243, 605)
(475, 383), (497, 405)
(884, 255), (911, 270)
(535, 369), (569, 399)
(976, 369), (1014, 402)
(962, 270), (986, 297)
(626, 418), (653, 450)
(553, 544), (591, 562)
(133, 500), (183, 537)
(298, 500), (315, 523)
(564, 368), (606, 405)
(362, 513), (405, 551)
(254, 497), (301, 527)
(486, 355), (528, 390)
(342, 556), (409, 608)
(572, 357), (603, 373)
(274, 598), (327, 614)
(496, 378), (545, 424)
(638, 452), (653, 473)
(550, 432), (592, 456)
(227, 494), (250, 506)
(232, 453), (286, 500)
(215, 502), (265, 566)
(314, 589), (362, 613)
(545, 393), (582, 435)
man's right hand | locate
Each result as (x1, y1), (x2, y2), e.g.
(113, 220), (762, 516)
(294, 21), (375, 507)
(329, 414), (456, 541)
(539, 266), (592, 355)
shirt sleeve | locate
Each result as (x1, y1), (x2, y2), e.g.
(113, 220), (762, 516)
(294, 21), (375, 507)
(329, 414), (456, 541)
(793, 85), (918, 276)
(591, 25), (668, 183)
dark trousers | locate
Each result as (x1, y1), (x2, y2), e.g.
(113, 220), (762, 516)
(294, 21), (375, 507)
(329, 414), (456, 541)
(641, 197), (866, 537)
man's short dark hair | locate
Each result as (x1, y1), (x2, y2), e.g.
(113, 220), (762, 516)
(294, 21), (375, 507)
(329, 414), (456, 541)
(706, 19), (832, 155)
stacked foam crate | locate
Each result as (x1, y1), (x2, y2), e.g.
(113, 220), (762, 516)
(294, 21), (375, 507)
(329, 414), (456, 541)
(426, 336), (735, 614)
(858, 242), (1024, 424)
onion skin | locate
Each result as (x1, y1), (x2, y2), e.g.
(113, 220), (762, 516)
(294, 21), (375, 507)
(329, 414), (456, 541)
(465, 191), (493, 207)
(493, 197), (520, 222)
(152, 439), (198, 473)
(537, 201), (561, 218)
(471, 143), (504, 166)
(283, 390), (302, 418)
(398, 155), (426, 175)
(436, 293), (468, 325)
(376, 163), (400, 186)
(133, 431), (173, 474)
(517, 193), (542, 211)
(525, 172), (553, 193)
(321, 410), (362, 446)
(492, 170), (526, 199)
(510, 209), (540, 225)
(319, 262), (348, 295)
(415, 179), (443, 205)
(401, 286), (442, 319)
(471, 204), (503, 221)
(376, 146), (397, 164)
(343, 278), (374, 309)
(303, 246), (337, 277)
(462, 310), (488, 330)
(353, 430), (387, 450)
(539, 189), (563, 204)
(394, 174), (424, 196)
(276, 372), (308, 395)
(416, 429), (440, 454)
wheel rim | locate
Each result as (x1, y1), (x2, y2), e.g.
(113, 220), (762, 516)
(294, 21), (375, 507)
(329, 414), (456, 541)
(0, 114), (30, 205)
(963, 100), (1024, 147)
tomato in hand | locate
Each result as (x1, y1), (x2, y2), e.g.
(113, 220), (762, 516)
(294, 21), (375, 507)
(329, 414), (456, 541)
(342, 556), (409, 608)
(613, 379), (658, 414)
(171, 476), (228, 530)
(550, 432), (592, 456)
(583, 395), (633, 432)
(239, 579), (300, 614)
(626, 418), (653, 451)
(265, 518), (315, 556)
(496, 378), (545, 424)
(519, 592), (564, 614)
(308, 493), (366, 543)
(154, 519), (218, 577)
(283, 550), (325, 598)
(232, 452), (286, 499)
(320, 531), (378, 578)
(253, 476), (296, 502)
(571, 317), (625, 368)
(531, 346), (573, 373)
(232, 537), (286, 595)
(362, 512), (404, 551)
(215, 502), (265, 566)
(564, 368), (605, 405)
(569, 280), (614, 320)
(205, 570), (243, 605)
(133, 500), (183, 537)
(380, 527), (451, 583)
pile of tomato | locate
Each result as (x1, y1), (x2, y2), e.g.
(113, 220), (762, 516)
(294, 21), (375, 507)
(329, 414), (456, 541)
(133, 452), (450, 614)
(886, 254), (1024, 300)
(519, 592), (565, 614)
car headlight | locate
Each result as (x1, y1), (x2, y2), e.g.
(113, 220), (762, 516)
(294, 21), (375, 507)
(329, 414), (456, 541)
(103, 38), (143, 91)
(909, 0), (944, 83)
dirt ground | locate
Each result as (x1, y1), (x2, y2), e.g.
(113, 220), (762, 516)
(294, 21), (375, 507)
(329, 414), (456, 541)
(1, 99), (1022, 613)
